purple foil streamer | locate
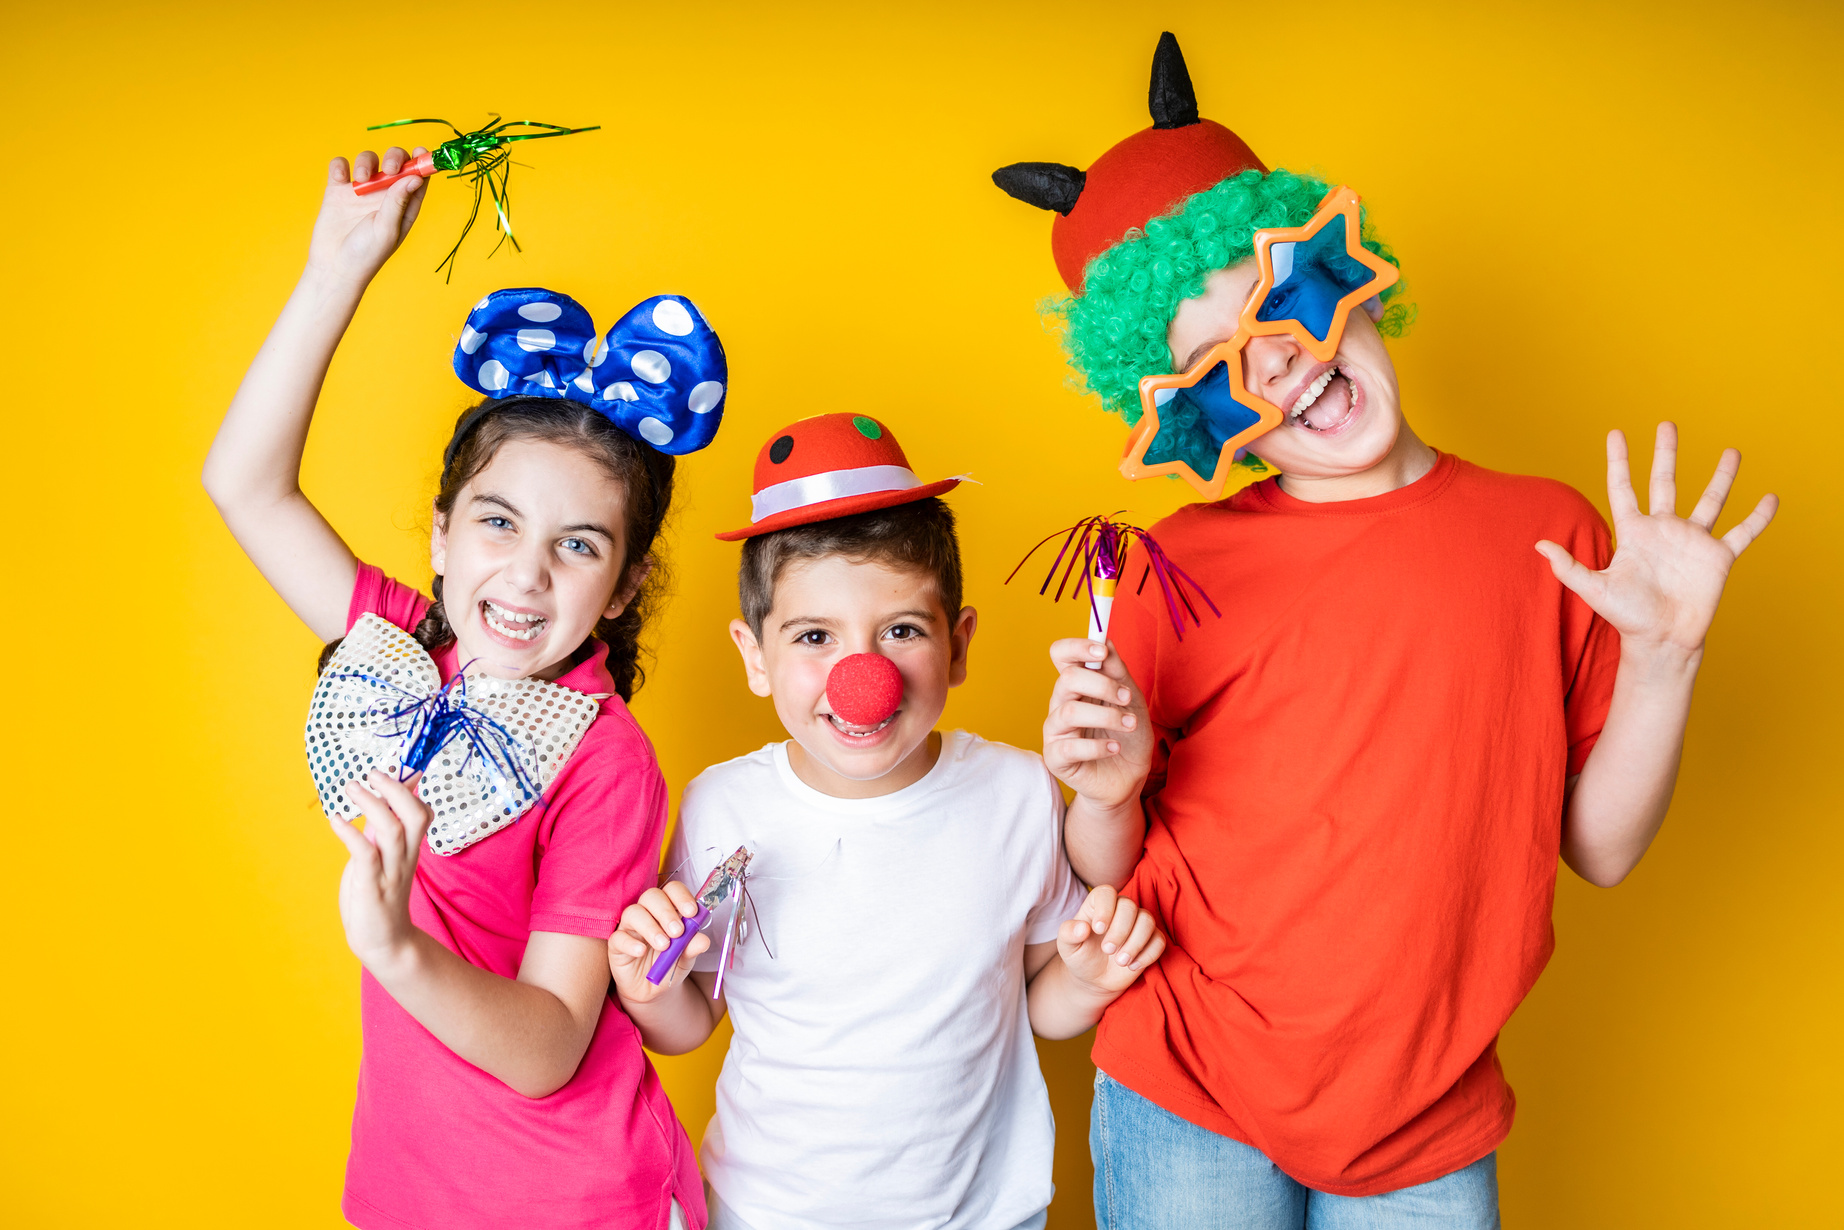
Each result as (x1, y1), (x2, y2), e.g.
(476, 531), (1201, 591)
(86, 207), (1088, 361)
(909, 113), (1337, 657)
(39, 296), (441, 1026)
(1006, 513), (1220, 640)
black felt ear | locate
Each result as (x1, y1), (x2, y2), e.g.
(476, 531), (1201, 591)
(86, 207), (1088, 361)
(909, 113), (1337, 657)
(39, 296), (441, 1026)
(1149, 31), (1200, 129)
(991, 162), (1087, 216)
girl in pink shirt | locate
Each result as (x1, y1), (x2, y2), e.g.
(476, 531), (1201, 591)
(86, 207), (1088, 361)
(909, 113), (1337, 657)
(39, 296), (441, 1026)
(203, 145), (724, 1230)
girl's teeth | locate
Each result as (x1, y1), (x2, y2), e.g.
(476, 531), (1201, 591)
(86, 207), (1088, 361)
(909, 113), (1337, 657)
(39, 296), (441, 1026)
(486, 602), (540, 623)
(484, 602), (545, 641)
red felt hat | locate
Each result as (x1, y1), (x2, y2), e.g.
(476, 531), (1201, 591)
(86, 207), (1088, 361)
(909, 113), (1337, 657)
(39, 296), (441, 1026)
(715, 414), (961, 541)
(993, 32), (1266, 292)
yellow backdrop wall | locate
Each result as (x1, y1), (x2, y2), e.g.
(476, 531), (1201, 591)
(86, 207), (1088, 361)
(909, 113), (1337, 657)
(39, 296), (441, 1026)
(3, 2), (1838, 1226)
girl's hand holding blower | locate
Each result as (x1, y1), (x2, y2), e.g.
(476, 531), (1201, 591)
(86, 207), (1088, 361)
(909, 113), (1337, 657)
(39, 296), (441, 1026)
(308, 146), (429, 289)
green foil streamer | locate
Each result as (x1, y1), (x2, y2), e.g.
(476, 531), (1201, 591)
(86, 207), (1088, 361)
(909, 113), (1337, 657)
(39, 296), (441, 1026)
(367, 116), (600, 279)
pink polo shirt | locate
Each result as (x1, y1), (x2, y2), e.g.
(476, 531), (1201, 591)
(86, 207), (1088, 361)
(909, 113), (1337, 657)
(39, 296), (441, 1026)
(339, 564), (704, 1230)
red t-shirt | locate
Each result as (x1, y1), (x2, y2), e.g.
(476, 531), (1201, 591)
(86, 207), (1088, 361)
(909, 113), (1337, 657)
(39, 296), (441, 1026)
(1092, 453), (1619, 1196)
(338, 565), (704, 1230)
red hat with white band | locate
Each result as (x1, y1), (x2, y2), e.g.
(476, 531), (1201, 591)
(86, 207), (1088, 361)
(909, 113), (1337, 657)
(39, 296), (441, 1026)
(715, 413), (961, 541)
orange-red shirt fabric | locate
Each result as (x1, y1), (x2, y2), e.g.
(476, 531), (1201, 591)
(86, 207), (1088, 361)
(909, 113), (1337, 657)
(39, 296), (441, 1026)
(1092, 453), (1619, 1197)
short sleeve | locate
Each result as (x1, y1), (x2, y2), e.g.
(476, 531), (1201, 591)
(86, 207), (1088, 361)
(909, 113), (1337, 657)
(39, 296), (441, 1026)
(527, 707), (669, 938)
(347, 561), (433, 635)
(1564, 616), (1620, 775)
(1558, 503), (1621, 776)
(1024, 767), (1089, 945)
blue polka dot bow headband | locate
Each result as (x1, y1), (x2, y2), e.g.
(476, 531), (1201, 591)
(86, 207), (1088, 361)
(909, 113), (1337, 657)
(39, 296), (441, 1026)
(454, 288), (728, 454)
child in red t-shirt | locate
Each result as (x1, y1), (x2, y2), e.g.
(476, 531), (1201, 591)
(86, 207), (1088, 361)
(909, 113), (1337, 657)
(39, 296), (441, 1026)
(996, 34), (1778, 1228)
(203, 147), (723, 1230)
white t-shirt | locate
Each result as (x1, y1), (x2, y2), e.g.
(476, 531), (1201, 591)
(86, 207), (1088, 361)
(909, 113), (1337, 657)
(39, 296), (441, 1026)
(669, 730), (1088, 1230)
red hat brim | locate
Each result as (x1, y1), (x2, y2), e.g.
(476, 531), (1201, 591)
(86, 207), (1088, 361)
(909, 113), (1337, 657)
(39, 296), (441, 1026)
(714, 478), (962, 541)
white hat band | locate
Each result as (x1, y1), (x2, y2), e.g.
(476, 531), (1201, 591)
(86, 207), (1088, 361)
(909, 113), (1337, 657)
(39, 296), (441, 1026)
(751, 464), (923, 522)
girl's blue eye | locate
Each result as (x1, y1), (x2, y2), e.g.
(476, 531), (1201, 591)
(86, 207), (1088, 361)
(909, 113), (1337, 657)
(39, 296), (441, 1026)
(484, 516), (513, 531)
(560, 537), (593, 556)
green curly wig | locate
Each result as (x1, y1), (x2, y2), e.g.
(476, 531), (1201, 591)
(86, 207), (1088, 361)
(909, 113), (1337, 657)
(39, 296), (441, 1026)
(1055, 169), (1414, 475)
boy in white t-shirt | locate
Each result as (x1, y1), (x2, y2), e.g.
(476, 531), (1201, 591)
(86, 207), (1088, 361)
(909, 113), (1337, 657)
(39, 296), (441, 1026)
(610, 414), (1164, 1230)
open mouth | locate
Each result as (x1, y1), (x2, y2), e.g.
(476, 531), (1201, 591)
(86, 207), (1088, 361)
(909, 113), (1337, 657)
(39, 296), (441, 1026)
(482, 599), (547, 642)
(1287, 365), (1359, 433)
(825, 712), (897, 740)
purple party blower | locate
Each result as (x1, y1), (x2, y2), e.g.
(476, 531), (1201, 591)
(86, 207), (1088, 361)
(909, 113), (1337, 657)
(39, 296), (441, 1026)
(646, 846), (752, 985)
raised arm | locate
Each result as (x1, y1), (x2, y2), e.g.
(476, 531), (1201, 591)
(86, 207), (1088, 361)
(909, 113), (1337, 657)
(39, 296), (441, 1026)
(1537, 422), (1778, 887)
(201, 149), (428, 641)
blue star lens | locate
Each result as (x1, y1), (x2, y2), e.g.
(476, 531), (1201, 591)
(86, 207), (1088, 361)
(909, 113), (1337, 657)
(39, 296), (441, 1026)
(1142, 360), (1266, 472)
(1255, 213), (1376, 343)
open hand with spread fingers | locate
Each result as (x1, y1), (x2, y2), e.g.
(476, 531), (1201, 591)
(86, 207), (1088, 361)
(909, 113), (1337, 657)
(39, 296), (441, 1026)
(1536, 422), (1778, 660)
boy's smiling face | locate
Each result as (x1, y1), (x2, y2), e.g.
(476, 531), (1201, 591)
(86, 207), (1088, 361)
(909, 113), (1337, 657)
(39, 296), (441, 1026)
(1167, 258), (1414, 484)
(729, 554), (977, 799)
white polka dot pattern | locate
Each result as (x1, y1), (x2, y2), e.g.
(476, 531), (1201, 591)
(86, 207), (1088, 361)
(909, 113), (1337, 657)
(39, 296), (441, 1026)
(452, 288), (729, 456)
(305, 614), (601, 856)
(688, 380), (724, 414)
(630, 350), (671, 383)
(651, 299), (695, 336)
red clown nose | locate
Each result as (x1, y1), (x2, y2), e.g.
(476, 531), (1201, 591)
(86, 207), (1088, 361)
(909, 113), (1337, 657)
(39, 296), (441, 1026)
(826, 654), (904, 727)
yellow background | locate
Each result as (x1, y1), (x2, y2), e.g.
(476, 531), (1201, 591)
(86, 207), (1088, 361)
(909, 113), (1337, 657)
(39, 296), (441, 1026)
(3, 1), (1838, 1225)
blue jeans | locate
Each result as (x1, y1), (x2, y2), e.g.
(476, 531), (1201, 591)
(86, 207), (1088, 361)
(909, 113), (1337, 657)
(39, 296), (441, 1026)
(1090, 1072), (1500, 1229)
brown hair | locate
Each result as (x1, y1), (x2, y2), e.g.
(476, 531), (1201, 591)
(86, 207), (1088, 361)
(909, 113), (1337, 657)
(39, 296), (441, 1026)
(318, 396), (676, 700)
(738, 498), (962, 638)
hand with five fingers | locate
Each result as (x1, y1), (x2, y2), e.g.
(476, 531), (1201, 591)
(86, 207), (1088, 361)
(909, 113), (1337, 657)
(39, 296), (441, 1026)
(307, 146), (429, 288)
(1042, 639), (1154, 809)
(1535, 422), (1779, 660)
(609, 882), (711, 1006)
(1056, 885), (1166, 997)
(330, 770), (432, 967)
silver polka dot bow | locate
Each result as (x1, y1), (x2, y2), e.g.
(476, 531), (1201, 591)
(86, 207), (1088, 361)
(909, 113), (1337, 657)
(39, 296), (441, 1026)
(306, 614), (601, 855)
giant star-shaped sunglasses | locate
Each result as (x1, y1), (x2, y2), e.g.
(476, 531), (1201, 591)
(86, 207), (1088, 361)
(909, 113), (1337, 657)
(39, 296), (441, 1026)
(1122, 185), (1399, 499)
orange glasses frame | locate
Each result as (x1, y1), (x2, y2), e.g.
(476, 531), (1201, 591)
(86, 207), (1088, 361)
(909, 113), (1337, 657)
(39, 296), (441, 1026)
(1120, 185), (1398, 500)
